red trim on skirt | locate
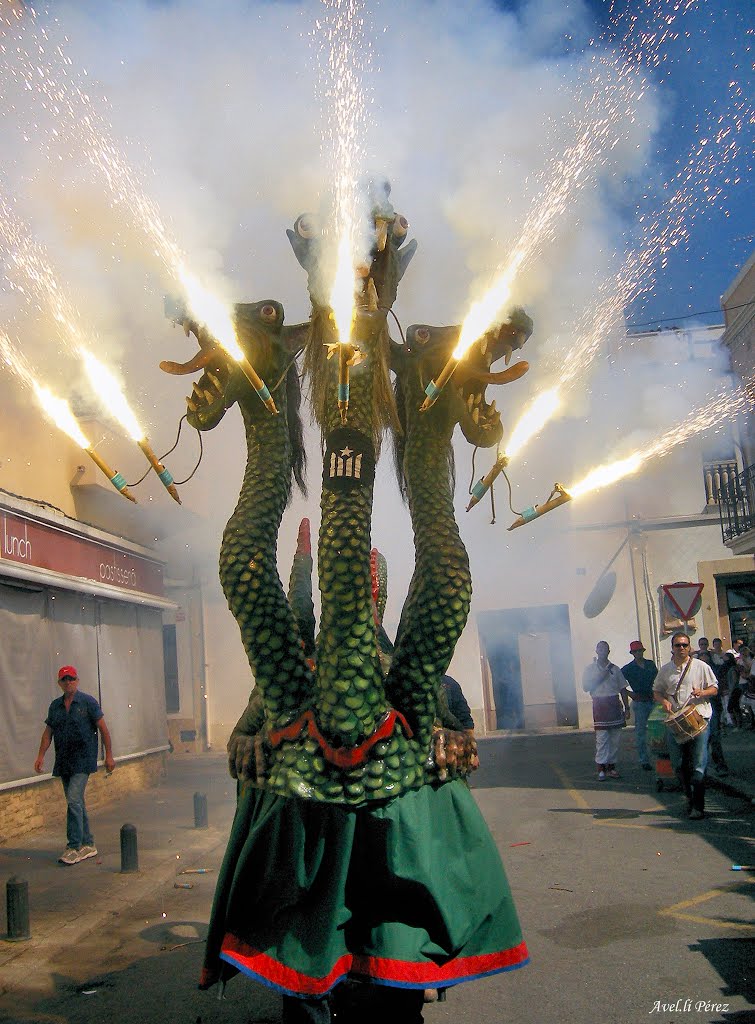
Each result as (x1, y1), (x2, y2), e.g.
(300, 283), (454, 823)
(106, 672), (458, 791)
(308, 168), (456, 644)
(220, 933), (530, 995)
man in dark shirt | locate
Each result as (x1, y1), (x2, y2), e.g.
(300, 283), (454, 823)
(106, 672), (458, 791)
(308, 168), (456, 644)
(34, 665), (115, 865)
(620, 641), (657, 771)
(442, 675), (475, 731)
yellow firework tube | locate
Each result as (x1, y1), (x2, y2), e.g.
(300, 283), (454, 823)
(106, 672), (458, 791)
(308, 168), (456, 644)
(420, 355), (459, 412)
(237, 356), (278, 416)
(137, 439), (182, 504)
(508, 483), (572, 530)
(466, 453), (510, 511)
(85, 447), (137, 503)
(338, 343), (353, 425)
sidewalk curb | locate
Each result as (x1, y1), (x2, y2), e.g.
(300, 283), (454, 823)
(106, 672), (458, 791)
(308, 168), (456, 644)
(0, 826), (229, 991)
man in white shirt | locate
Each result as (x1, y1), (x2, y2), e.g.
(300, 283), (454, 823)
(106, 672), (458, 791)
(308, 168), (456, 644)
(653, 632), (718, 820)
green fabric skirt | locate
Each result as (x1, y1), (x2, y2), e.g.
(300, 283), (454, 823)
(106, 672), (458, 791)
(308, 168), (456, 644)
(201, 778), (528, 997)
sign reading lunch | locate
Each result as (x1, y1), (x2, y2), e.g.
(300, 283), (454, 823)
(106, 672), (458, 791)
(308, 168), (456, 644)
(1, 508), (164, 597)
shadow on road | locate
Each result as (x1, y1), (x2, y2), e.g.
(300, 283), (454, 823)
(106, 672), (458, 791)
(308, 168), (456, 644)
(0, 944), (280, 1024)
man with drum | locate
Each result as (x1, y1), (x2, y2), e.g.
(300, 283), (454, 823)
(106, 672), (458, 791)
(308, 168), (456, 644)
(653, 632), (718, 820)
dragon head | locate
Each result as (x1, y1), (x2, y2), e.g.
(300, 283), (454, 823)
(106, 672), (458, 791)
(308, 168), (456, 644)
(404, 306), (533, 448)
(161, 299), (292, 431)
(286, 178), (417, 316)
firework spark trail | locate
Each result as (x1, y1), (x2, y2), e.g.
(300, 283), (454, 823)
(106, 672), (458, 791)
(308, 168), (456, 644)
(569, 382), (752, 499)
(456, 0), (705, 359)
(315, 0), (372, 342)
(0, 4), (239, 350)
(506, 85), (751, 461)
(0, 195), (89, 354)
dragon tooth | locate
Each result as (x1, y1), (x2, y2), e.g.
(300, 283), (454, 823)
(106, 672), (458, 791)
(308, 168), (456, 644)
(490, 400), (497, 415)
(182, 319), (191, 337)
(186, 397), (197, 412)
(206, 370), (222, 391)
(366, 278), (379, 311)
(472, 407), (480, 424)
(203, 389), (216, 405)
(505, 347), (512, 366)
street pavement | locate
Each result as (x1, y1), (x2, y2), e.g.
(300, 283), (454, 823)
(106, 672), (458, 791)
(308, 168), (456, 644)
(0, 726), (752, 1024)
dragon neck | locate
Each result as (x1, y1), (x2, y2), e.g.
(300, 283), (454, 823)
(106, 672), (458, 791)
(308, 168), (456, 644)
(386, 367), (472, 745)
(220, 386), (313, 728)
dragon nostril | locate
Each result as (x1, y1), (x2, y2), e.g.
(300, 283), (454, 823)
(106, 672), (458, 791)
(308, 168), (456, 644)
(261, 304), (277, 321)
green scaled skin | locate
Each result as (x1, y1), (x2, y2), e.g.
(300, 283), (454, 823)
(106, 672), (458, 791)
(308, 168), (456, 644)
(387, 350), (472, 754)
(170, 301), (314, 732)
(164, 183), (532, 803)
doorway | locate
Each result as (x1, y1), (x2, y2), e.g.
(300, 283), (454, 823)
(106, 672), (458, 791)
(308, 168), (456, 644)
(478, 604), (578, 730)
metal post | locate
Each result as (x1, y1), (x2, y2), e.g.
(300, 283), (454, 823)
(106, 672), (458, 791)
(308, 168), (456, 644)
(193, 791), (208, 829)
(120, 823), (139, 873)
(5, 877), (30, 941)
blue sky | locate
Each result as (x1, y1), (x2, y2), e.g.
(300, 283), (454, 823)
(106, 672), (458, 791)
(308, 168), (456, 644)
(509, 0), (753, 329)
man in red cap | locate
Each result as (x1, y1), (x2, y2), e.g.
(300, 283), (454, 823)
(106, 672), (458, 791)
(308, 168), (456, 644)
(621, 641), (658, 771)
(34, 666), (115, 865)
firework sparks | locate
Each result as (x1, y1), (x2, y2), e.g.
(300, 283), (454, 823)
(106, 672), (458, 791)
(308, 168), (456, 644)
(0, 330), (136, 501)
(316, 0), (373, 421)
(570, 385), (752, 499)
(507, 380), (753, 528)
(80, 349), (181, 502)
(0, 4), (250, 381)
(504, 88), (751, 463)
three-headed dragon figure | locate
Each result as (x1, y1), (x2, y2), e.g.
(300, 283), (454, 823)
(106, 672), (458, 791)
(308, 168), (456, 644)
(161, 181), (532, 1020)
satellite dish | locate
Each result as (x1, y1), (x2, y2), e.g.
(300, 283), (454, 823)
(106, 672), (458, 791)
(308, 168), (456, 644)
(583, 570), (617, 619)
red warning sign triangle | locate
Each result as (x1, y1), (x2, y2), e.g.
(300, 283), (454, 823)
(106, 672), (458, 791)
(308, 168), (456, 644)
(662, 582), (704, 620)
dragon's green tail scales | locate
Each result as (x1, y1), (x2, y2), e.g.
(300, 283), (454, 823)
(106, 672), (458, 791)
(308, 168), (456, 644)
(165, 181), (532, 1000)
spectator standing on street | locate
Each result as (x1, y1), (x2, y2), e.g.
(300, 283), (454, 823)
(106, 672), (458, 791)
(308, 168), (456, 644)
(583, 641), (630, 781)
(621, 641), (657, 771)
(653, 633), (718, 820)
(729, 645), (751, 728)
(695, 637), (714, 667)
(34, 665), (115, 865)
(708, 639), (733, 774)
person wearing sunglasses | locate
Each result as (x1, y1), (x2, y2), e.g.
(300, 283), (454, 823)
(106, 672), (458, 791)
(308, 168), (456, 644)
(653, 633), (718, 820)
(34, 665), (115, 864)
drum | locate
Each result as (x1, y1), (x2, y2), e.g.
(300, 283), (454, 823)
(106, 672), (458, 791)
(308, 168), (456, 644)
(665, 703), (706, 744)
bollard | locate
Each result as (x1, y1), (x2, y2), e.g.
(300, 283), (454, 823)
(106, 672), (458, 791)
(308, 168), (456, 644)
(120, 823), (139, 873)
(193, 791), (208, 829)
(5, 877), (30, 941)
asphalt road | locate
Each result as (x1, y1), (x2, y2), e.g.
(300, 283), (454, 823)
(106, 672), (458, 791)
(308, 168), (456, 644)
(1, 732), (752, 1024)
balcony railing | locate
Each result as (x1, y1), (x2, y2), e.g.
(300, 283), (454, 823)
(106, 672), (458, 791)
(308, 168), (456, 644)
(704, 459), (739, 507)
(718, 462), (755, 543)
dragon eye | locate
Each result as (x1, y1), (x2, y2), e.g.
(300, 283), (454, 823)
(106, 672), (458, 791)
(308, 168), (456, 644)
(392, 214), (408, 240)
(294, 214), (316, 239)
(414, 327), (430, 345)
(260, 304), (277, 322)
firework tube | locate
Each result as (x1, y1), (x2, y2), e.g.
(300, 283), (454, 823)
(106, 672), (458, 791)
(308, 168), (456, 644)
(508, 483), (572, 531)
(237, 356), (278, 416)
(338, 343), (352, 425)
(85, 447), (137, 503)
(137, 439), (182, 504)
(420, 355), (459, 412)
(467, 453), (510, 511)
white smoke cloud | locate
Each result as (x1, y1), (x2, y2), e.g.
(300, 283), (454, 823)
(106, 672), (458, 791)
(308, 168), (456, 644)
(0, 0), (735, 672)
